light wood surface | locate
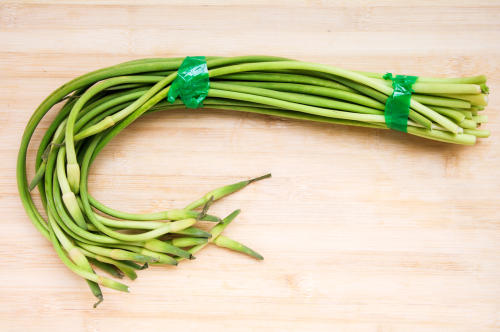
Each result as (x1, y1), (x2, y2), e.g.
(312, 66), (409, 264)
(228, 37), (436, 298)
(1, 1), (499, 331)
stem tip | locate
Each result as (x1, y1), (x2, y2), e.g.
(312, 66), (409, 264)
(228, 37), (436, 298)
(93, 295), (103, 308)
(248, 173), (272, 184)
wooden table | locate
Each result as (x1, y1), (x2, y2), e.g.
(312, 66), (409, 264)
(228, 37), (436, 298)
(1, 1), (499, 331)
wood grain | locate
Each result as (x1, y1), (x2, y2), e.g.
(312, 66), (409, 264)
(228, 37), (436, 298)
(1, 1), (499, 331)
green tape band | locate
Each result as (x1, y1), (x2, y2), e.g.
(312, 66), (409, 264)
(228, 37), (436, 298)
(383, 73), (418, 132)
(167, 56), (209, 109)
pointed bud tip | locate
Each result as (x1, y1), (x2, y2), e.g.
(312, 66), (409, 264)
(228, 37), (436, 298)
(93, 295), (103, 308)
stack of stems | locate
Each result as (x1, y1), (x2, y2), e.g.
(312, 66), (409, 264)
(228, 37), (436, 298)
(17, 56), (490, 306)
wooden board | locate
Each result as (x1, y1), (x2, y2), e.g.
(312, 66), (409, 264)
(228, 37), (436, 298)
(1, 1), (499, 331)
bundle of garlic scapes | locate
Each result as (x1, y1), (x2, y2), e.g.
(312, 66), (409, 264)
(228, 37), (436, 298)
(17, 56), (489, 307)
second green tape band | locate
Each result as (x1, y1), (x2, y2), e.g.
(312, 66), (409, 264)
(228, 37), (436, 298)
(383, 73), (418, 132)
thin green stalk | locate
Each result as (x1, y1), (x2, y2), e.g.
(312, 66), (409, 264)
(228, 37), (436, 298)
(78, 242), (157, 263)
(210, 82), (384, 115)
(171, 237), (208, 247)
(185, 175), (271, 211)
(430, 106), (466, 123)
(216, 72), (355, 91)
(112, 244), (178, 265)
(224, 81), (385, 109)
(88, 195), (219, 222)
(88, 258), (124, 279)
(355, 70), (487, 84)
(375, 78), (481, 94)
(438, 93), (488, 106)
(81, 248), (138, 280)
